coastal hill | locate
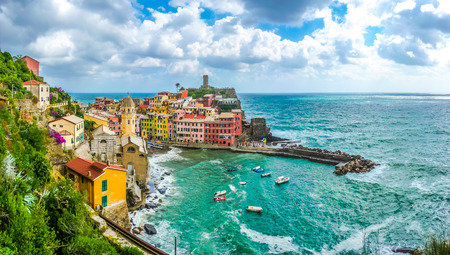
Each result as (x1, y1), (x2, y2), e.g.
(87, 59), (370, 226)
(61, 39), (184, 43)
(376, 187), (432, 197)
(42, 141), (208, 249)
(0, 50), (144, 254)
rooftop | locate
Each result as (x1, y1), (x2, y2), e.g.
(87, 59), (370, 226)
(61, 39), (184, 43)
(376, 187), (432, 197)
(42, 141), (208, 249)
(23, 80), (45, 85)
(66, 157), (127, 181)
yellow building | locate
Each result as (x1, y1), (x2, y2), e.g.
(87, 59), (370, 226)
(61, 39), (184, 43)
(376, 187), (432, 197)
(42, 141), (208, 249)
(106, 103), (119, 114)
(140, 113), (155, 139)
(155, 113), (170, 141)
(154, 95), (168, 109)
(121, 94), (136, 136)
(66, 157), (127, 209)
(84, 113), (109, 128)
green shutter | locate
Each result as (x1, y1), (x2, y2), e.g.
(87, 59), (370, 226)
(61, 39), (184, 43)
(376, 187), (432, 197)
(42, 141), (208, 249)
(102, 196), (107, 207)
(102, 180), (107, 192)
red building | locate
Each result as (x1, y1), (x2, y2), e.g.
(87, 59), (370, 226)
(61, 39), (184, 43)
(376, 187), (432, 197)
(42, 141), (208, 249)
(177, 90), (188, 100)
(22, 56), (39, 76)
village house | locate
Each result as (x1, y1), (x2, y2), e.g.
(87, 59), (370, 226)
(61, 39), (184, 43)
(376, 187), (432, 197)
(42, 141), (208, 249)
(65, 157), (127, 210)
(49, 115), (84, 149)
(22, 56), (40, 76)
(23, 80), (50, 108)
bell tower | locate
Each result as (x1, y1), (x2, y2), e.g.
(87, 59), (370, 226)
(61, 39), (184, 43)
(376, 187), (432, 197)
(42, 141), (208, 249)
(121, 94), (136, 136)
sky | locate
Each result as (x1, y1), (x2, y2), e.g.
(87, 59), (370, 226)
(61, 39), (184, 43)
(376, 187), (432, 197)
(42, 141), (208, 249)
(1, 0), (450, 93)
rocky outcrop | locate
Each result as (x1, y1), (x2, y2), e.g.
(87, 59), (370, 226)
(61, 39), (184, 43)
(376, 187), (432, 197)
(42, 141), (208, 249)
(102, 200), (131, 230)
(334, 158), (379, 175)
(144, 224), (157, 235)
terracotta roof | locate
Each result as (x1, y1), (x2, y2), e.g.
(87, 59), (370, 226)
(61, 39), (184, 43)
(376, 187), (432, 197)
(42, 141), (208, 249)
(139, 105), (149, 109)
(184, 114), (206, 119)
(66, 157), (127, 181)
(23, 80), (45, 85)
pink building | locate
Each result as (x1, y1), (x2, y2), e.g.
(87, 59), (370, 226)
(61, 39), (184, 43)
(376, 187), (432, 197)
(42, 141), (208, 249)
(176, 118), (205, 143)
(22, 56), (39, 76)
(201, 94), (214, 107)
(144, 97), (155, 107)
(204, 111), (242, 146)
(135, 114), (145, 136)
(108, 116), (121, 135)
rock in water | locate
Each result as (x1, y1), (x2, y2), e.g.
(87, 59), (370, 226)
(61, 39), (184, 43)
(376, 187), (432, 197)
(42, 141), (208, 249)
(145, 202), (158, 209)
(144, 224), (157, 235)
(158, 187), (168, 194)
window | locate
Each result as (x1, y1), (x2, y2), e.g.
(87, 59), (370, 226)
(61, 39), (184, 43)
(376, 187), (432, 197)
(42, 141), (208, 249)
(102, 196), (107, 207)
(102, 180), (107, 192)
(127, 147), (136, 153)
(41, 87), (43, 92)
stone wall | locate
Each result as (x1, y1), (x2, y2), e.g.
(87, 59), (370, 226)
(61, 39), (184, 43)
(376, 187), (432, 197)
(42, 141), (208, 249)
(250, 117), (269, 140)
(91, 135), (116, 162)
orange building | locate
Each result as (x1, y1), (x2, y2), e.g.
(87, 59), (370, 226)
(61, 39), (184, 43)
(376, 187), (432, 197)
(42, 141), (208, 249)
(66, 157), (127, 210)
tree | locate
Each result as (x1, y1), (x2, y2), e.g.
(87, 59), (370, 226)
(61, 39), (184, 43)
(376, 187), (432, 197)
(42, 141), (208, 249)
(175, 83), (180, 92)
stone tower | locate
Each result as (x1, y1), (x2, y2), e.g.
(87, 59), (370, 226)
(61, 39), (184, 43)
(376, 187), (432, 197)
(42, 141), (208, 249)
(121, 94), (136, 136)
(202, 75), (209, 88)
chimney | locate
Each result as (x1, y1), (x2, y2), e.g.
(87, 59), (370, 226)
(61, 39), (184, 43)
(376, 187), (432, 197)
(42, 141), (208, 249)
(203, 75), (208, 87)
(87, 171), (91, 177)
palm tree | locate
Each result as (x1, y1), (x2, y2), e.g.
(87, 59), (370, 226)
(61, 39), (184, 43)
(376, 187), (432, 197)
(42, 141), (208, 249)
(175, 83), (180, 92)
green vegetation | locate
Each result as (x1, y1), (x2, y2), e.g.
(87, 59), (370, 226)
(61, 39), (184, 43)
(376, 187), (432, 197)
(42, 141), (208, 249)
(188, 86), (215, 99)
(417, 235), (450, 255)
(84, 120), (96, 132)
(0, 60), (142, 254)
(0, 51), (39, 99)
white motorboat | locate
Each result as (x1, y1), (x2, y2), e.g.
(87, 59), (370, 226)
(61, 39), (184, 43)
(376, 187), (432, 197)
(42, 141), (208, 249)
(261, 173), (271, 177)
(252, 166), (261, 171)
(239, 182), (247, 185)
(275, 176), (290, 184)
(246, 206), (263, 213)
(214, 190), (226, 197)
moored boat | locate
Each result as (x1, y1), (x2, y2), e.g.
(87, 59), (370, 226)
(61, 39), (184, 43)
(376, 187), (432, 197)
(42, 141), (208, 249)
(214, 196), (226, 201)
(253, 167), (265, 172)
(246, 206), (263, 213)
(239, 182), (247, 185)
(252, 166), (261, 171)
(227, 168), (238, 172)
(214, 190), (226, 196)
(261, 173), (271, 177)
(275, 176), (290, 184)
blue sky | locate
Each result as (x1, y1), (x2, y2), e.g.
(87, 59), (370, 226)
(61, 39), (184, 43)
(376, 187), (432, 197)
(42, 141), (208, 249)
(1, 0), (449, 93)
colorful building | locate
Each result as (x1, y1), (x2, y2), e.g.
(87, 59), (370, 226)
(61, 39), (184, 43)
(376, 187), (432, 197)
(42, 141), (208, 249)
(116, 135), (148, 186)
(155, 114), (171, 141)
(108, 116), (121, 135)
(66, 157), (127, 209)
(49, 115), (84, 149)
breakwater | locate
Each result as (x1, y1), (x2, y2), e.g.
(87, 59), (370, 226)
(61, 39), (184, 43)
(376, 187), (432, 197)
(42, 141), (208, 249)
(164, 142), (378, 175)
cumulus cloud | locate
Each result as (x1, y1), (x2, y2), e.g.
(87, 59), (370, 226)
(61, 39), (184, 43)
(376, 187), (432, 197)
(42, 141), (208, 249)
(1, 0), (450, 92)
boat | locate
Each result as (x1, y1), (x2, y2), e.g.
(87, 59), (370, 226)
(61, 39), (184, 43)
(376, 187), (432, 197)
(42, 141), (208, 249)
(261, 173), (271, 177)
(253, 167), (265, 173)
(275, 176), (290, 184)
(214, 190), (226, 197)
(246, 206), (263, 213)
(227, 168), (238, 172)
(239, 182), (247, 185)
(214, 196), (226, 201)
(252, 166), (261, 171)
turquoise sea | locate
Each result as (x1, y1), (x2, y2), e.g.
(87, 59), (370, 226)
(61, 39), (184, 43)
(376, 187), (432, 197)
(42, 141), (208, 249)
(71, 93), (450, 254)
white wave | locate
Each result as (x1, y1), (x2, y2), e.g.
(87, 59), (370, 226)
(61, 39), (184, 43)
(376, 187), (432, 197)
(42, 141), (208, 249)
(317, 217), (394, 255)
(209, 159), (223, 164)
(240, 224), (300, 254)
(149, 147), (185, 193)
(229, 184), (237, 193)
(411, 178), (429, 192)
(346, 164), (387, 184)
(141, 220), (189, 255)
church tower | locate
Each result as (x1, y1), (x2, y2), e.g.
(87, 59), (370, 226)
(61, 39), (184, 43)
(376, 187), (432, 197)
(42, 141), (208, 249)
(121, 94), (136, 136)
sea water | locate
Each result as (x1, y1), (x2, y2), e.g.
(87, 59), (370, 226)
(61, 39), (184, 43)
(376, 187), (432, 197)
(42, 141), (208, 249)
(72, 93), (450, 254)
